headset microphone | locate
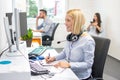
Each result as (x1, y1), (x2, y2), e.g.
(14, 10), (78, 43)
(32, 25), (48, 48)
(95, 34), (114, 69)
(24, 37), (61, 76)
(57, 40), (66, 44)
(57, 31), (83, 44)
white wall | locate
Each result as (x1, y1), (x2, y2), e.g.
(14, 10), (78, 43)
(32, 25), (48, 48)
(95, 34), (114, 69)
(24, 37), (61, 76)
(0, 0), (12, 53)
(13, 0), (26, 12)
(52, 23), (68, 48)
(67, 0), (96, 26)
(94, 0), (120, 60)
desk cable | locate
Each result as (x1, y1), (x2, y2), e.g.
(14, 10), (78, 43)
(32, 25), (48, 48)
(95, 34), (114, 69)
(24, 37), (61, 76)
(0, 45), (12, 58)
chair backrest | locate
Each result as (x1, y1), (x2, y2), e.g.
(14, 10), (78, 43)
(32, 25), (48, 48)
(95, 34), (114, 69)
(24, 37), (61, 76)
(51, 23), (59, 40)
(92, 36), (111, 78)
(42, 23), (59, 46)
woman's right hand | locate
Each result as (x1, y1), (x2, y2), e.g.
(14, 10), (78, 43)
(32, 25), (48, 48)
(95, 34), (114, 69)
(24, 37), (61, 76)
(45, 56), (55, 63)
(91, 22), (98, 27)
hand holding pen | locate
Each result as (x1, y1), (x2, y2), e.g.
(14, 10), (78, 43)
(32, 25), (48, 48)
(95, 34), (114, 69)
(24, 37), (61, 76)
(48, 53), (50, 59)
(45, 53), (55, 63)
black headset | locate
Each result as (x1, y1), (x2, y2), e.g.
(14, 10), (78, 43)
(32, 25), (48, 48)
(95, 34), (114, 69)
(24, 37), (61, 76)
(66, 31), (83, 42)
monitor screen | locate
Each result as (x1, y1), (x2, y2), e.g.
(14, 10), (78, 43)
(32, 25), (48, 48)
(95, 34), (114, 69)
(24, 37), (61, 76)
(19, 12), (27, 37)
(6, 13), (13, 25)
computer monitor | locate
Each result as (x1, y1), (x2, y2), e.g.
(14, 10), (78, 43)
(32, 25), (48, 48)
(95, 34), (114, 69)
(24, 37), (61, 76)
(3, 17), (13, 52)
(14, 8), (28, 50)
(6, 13), (14, 45)
(3, 10), (20, 53)
(3, 8), (28, 56)
(14, 8), (21, 50)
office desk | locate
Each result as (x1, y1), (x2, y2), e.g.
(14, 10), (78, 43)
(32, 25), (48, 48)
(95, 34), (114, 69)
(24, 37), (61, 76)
(0, 42), (31, 80)
(31, 68), (79, 80)
(29, 47), (79, 80)
(32, 32), (42, 47)
(0, 45), (79, 80)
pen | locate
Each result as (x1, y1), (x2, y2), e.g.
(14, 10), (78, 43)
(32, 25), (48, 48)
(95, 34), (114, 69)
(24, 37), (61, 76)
(48, 53), (50, 59)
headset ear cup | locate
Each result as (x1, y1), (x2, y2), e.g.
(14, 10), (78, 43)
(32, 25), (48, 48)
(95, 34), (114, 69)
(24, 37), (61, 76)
(66, 33), (72, 41)
(71, 35), (79, 42)
(66, 32), (83, 42)
(66, 33), (78, 42)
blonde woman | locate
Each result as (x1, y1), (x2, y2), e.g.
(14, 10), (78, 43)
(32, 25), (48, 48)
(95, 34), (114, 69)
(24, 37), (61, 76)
(46, 9), (95, 80)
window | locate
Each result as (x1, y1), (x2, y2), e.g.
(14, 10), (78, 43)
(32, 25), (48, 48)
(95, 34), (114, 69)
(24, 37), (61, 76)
(41, 0), (66, 20)
(26, 0), (38, 18)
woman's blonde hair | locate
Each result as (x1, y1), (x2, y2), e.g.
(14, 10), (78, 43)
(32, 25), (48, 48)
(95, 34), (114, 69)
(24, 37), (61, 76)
(67, 9), (85, 34)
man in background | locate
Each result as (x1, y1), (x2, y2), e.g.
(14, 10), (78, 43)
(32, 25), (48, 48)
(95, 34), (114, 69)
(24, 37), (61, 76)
(32, 9), (53, 36)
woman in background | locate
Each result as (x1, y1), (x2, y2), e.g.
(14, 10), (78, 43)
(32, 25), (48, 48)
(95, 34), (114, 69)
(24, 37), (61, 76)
(46, 9), (95, 80)
(87, 13), (102, 36)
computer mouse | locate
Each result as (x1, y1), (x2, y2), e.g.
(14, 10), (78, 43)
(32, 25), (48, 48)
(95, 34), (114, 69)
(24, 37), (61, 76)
(29, 54), (39, 60)
(29, 54), (45, 60)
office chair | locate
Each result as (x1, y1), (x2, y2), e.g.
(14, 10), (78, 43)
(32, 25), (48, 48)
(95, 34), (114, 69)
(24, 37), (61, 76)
(90, 36), (111, 80)
(42, 23), (59, 46)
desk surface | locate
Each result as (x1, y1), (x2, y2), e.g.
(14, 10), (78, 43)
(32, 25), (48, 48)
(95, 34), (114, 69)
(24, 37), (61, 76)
(29, 47), (79, 80)
(31, 68), (79, 80)
(0, 42), (31, 80)
(0, 45), (79, 80)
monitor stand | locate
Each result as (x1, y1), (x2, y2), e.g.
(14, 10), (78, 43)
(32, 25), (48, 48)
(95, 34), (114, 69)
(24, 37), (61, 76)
(6, 44), (23, 57)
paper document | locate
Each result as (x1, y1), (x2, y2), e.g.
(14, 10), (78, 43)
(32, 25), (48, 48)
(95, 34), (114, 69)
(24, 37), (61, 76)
(39, 60), (65, 73)
(49, 67), (65, 74)
(39, 60), (56, 66)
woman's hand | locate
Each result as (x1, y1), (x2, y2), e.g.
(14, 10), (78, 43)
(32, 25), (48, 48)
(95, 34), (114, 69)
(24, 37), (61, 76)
(45, 56), (55, 63)
(92, 22), (98, 27)
(54, 61), (70, 68)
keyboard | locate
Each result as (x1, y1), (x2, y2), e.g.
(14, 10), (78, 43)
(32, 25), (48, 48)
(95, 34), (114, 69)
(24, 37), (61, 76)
(29, 46), (47, 55)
